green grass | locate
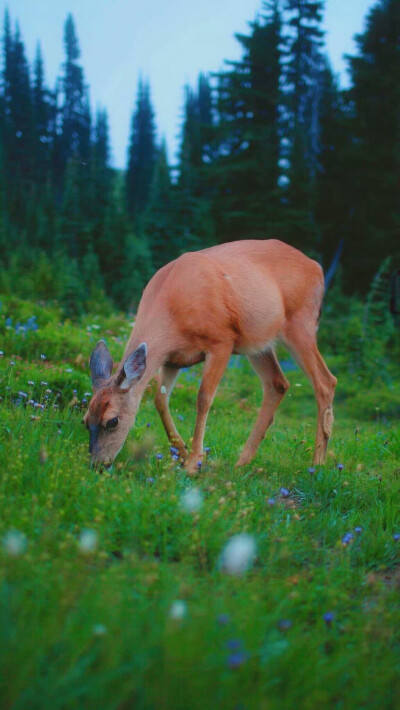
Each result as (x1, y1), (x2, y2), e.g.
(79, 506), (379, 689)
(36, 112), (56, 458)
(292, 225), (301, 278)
(1, 297), (400, 710)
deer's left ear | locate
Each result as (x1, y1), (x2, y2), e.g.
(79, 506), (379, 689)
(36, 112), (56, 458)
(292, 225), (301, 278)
(90, 340), (113, 389)
(118, 343), (147, 390)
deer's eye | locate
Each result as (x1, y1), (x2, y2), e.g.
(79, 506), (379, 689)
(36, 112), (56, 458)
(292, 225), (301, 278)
(105, 417), (119, 431)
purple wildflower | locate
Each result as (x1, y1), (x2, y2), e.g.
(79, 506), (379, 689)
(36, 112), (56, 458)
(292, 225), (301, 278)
(227, 651), (249, 669)
(354, 526), (362, 534)
(324, 612), (335, 626)
(172, 454), (179, 462)
(155, 453), (163, 460)
(267, 498), (275, 506)
(82, 398), (87, 405)
(147, 477), (155, 484)
(280, 487), (289, 498)
(277, 619), (292, 631)
(226, 639), (242, 650)
(308, 467), (315, 476)
(217, 614), (230, 626)
(204, 446), (211, 453)
(393, 534), (400, 542)
(342, 532), (353, 546)
(146, 422), (151, 428)
(197, 461), (202, 469)
(337, 463), (344, 472)
(170, 446), (179, 455)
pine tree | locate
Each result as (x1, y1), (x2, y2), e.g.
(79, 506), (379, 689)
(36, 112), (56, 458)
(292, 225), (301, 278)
(56, 14), (91, 189)
(143, 139), (175, 270)
(345, 0), (400, 290)
(283, 0), (325, 252)
(210, 1), (283, 241)
(126, 78), (156, 227)
(32, 43), (54, 183)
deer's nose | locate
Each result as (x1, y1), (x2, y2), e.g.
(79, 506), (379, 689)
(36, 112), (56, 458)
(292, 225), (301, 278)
(89, 424), (99, 455)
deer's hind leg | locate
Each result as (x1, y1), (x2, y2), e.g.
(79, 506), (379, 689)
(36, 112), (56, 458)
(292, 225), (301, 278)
(155, 364), (187, 460)
(282, 318), (337, 464)
(236, 349), (290, 467)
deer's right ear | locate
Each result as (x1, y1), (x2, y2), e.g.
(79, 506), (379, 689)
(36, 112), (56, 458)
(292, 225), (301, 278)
(90, 340), (113, 389)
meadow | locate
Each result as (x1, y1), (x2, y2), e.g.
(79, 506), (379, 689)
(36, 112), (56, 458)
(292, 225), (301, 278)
(1, 294), (400, 710)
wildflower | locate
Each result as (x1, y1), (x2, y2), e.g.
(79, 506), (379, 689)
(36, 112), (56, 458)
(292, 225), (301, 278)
(73, 389), (77, 395)
(277, 619), (292, 631)
(337, 463), (344, 472)
(217, 614), (230, 626)
(227, 651), (249, 669)
(393, 534), (400, 542)
(177, 414), (184, 421)
(146, 422), (151, 428)
(82, 398), (87, 405)
(197, 461), (202, 469)
(45, 388), (52, 394)
(28, 399), (35, 405)
(172, 454), (179, 462)
(40, 381), (48, 386)
(160, 385), (167, 394)
(354, 526), (363, 534)
(18, 391), (27, 398)
(65, 368), (73, 373)
(147, 477), (155, 484)
(10, 361), (15, 366)
(226, 639), (242, 650)
(40, 354), (46, 360)
(342, 532), (353, 546)
(169, 600), (187, 620)
(93, 624), (107, 636)
(204, 446), (210, 453)
(308, 467), (315, 476)
(0, 350), (3, 356)
(280, 487), (289, 498)
(156, 453), (163, 460)
(267, 498), (275, 506)
(220, 533), (257, 576)
(2, 530), (27, 556)
(324, 611), (335, 626)
(181, 487), (203, 513)
(170, 446), (179, 455)
(84, 392), (91, 397)
(28, 380), (35, 386)
(78, 529), (98, 554)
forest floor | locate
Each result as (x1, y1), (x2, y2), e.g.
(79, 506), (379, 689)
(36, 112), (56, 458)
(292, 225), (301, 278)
(1, 297), (400, 710)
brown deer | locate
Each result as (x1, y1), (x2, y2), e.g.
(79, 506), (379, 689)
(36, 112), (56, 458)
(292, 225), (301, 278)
(83, 239), (336, 474)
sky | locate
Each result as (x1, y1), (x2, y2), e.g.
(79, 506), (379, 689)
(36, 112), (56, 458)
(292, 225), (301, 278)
(5, 0), (375, 168)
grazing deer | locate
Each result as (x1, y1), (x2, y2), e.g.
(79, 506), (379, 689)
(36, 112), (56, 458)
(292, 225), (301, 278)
(84, 239), (336, 474)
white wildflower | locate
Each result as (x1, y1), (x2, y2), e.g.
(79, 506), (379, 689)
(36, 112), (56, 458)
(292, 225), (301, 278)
(93, 624), (107, 636)
(219, 533), (257, 576)
(78, 529), (98, 554)
(169, 600), (187, 620)
(160, 385), (167, 395)
(2, 530), (27, 557)
(181, 488), (203, 513)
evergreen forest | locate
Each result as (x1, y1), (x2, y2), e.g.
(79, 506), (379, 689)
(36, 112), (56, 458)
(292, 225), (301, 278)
(0, 0), (399, 314)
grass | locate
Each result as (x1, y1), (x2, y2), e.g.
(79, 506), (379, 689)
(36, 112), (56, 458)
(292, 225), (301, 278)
(1, 297), (400, 710)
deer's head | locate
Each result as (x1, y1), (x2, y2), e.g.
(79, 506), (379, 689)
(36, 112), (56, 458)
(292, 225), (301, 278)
(83, 340), (147, 466)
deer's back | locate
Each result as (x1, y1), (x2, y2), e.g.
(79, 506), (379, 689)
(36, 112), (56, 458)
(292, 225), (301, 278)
(138, 240), (323, 354)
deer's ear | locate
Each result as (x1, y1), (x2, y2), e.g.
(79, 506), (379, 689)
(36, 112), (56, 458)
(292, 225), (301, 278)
(90, 340), (113, 389)
(118, 343), (147, 390)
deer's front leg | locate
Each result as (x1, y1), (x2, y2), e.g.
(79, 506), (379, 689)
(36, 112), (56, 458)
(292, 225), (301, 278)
(155, 365), (187, 461)
(185, 346), (232, 476)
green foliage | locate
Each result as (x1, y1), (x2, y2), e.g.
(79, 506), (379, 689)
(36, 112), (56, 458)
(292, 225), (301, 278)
(0, 297), (400, 709)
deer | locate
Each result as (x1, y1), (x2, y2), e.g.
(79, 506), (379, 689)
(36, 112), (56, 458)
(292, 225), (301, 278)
(83, 239), (337, 475)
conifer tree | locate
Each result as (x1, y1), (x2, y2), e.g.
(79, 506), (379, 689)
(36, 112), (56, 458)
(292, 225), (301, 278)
(143, 139), (175, 270)
(283, 0), (325, 251)
(345, 0), (400, 289)
(210, 1), (283, 241)
(126, 78), (156, 227)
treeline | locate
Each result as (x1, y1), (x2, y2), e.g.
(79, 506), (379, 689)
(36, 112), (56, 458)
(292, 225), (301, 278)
(0, 0), (399, 313)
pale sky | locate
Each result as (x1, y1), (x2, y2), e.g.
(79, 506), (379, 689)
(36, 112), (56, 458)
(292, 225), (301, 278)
(5, 0), (375, 168)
